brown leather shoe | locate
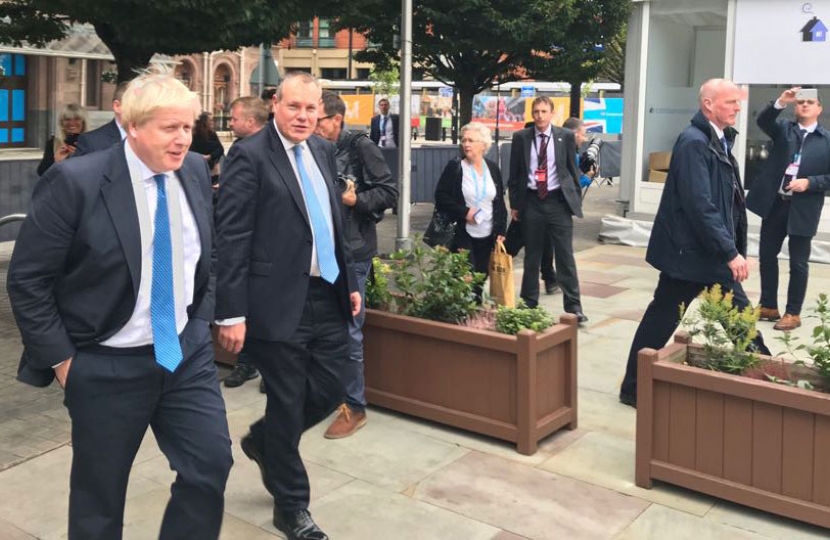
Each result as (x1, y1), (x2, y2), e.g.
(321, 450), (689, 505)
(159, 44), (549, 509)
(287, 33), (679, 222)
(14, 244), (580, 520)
(759, 307), (781, 321)
(324, 405), (367, 439)
(773, 313), (801, 331)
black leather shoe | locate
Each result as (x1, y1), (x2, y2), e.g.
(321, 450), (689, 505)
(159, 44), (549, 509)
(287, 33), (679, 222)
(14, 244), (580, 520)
(224, 363), (259, 388)
(545, 281), (560, 295)
(568, 310), (589, 324)
(273, 508), (329, 540)
(619, 392), (637, 408)
(240, 433), (273, 495)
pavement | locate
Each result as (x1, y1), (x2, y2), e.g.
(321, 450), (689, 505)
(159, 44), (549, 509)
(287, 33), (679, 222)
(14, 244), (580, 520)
(1, 181), (830, 539)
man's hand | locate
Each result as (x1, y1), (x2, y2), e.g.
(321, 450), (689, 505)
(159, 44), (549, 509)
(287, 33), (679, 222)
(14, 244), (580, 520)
(511, 209), (520, 222)
(217, 322), (246, 355)
(788, 178), (810, 193)
(778, 87), (801, 106)
(341, 188), (357, 207)
(54, 357), (73, 389)
(350, 292), (362, 317)
(728, 254), (749, 283)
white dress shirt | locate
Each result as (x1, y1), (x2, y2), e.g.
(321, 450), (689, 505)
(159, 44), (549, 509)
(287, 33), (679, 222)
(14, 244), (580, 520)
(102, 142), (201, 347)
(526, 125), (560, 191)
(379, 115), (397, 148)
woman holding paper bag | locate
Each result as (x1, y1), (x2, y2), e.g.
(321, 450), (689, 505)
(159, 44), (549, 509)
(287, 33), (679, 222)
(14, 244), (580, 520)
(435, 122), (508, 300)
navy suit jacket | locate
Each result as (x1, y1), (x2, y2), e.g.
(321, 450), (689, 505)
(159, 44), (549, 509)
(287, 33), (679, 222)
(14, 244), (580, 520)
(214, 122), (356, 341)
(370, 114), (400, 146)
(507, 125), (583, 219)
(74, 119), (123, 156)
(746, 102), (830, 237)
(7, 144), (215, 387)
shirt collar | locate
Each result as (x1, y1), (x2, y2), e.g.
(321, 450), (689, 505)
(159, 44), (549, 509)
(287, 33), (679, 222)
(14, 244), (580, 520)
(708, 121), (725, 141)
(534, 125), (553, 138)
(115, 119), (127, 140)
(124, 139), (172, 183)
(799, 122), (818, 133)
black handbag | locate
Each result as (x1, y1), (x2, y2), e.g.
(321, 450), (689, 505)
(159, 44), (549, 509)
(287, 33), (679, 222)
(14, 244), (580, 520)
(504, 219), (524, 256)
(423, 209), (456, 248)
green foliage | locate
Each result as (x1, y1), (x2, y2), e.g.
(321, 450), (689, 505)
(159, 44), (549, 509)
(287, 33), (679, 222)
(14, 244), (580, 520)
(0, 0), (308, 81)
(494, 303), (554, 335)
(680, 284), (761, 375)
(365, 257), (394, 310)
(777, 294), (830, 389)
(369, 66), (400, 97)
(372, 240), (484, 324)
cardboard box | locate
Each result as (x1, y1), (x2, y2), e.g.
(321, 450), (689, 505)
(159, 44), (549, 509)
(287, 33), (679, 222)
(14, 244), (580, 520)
(648, 170), (668, 183)
(649, 152), (672, 170)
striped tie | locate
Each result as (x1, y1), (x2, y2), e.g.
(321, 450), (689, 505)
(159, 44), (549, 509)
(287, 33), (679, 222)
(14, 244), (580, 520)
(150, 174), (183, 372)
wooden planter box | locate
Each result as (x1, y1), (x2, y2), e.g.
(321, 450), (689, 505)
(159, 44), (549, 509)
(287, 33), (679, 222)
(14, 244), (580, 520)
(363, 309), (579, 455)
(636, 334), (830, 529)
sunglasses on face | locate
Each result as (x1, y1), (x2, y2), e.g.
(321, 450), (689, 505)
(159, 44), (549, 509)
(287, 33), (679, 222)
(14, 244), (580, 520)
(797, 100), (817, 105)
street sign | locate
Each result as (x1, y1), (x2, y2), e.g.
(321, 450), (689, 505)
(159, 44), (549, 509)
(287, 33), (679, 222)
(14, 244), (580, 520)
(520, 86), (536, 97)
(438, 87), (454, 98)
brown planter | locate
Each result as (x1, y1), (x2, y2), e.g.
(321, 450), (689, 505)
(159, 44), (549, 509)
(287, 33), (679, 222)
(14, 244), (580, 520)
(363, 309), (579, 455)
(636, 333), (830, 529)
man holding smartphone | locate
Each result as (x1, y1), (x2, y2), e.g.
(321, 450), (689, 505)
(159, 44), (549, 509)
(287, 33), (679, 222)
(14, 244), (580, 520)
(747, 87), (830, 330)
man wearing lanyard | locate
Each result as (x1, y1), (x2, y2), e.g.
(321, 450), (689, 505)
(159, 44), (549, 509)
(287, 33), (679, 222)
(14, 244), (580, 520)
(747, 87), (830, 331)
(370, 98), (399, 148)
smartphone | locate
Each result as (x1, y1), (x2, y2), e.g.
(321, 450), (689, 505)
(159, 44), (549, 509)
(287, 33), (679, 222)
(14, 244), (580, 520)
(64, 132), (80, 146)
(796, 88), (818, 101)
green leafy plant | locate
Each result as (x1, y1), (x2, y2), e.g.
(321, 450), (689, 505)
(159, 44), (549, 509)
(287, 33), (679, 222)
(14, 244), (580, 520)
(774, 293), (830, 391)
(495, 303), (554, 335)
(365, 257), (393, 310)
(680, 284), (761, 375)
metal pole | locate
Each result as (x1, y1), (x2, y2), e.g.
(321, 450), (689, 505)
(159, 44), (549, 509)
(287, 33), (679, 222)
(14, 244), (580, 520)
(395, 0), (413, 251)
(494, 80), (501, 168)
(258, 44), (266, 97)
(347, 30), (353, 80)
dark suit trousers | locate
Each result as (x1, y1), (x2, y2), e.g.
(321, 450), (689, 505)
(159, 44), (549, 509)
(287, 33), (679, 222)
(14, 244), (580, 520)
(65, 320), (233, 540)
(759, 197), (812, 315)
(521, 190), (581, 310)
(620, 273), (770, 398)
(541, 240), (557, 284)
(245, 278), (348, 511)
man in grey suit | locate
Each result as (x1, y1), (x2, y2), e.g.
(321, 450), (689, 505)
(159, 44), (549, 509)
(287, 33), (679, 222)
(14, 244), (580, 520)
(215, 71), (360, 540)
(508, 96), (587, 322)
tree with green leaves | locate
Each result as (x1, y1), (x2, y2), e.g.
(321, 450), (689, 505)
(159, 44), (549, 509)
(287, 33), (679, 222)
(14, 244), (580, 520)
(0, 0), (311, 82)
(331, 0), (579, 126)
(369, 66), (401, 96)
(526, 0), (630, 116)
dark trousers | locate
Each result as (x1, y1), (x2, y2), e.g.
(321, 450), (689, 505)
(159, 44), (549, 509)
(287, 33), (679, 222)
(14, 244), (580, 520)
(65, 319), (233, 540)
(759, 197), (812, 315)
(463, 231), (495, 302)
(520, 190), (581, 310)
(541, 240), (557, 285)
(245, 278), (348, 511)
(620, 273), (770, 398)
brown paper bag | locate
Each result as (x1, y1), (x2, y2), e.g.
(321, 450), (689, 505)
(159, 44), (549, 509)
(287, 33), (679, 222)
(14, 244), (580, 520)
(489, 239), (515, 307)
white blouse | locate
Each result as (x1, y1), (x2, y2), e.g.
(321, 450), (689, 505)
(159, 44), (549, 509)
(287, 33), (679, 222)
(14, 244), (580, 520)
(460, 160), (497, 238)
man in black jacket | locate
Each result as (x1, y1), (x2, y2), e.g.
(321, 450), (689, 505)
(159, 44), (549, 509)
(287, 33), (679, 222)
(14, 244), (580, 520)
(619, 78), (770, 407)
(74, 81), (128, 156)
(369, 98), (400, 147)
(746, 87), (830, 331)
(315, 90), (398, 438)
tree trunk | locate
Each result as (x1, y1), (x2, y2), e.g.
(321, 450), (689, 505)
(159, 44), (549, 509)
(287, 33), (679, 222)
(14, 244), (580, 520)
(458, 88), (474, 128)
(569, 80), (582, 118)
(94, 23), (154, 83)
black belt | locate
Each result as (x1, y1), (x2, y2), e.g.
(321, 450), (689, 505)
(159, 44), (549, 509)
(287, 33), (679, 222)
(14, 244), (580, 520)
(83, 343), (156, 356)
(778, 194), (792, 202)
(527, 187), (562, 197)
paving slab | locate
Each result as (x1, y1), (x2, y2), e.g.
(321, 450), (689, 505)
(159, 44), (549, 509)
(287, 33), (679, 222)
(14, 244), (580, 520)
(614, 504), (769, 540)
(705, 501), (830, 540)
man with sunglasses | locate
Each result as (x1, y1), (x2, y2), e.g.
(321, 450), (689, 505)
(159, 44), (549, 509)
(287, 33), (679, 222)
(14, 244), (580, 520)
(747, 87), (830, 331)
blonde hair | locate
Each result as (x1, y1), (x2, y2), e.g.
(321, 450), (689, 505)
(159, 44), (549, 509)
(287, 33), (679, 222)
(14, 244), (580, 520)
(120, 72), (201, 128)
(460, 122), (493, 151)
(54, 103), (88, 153)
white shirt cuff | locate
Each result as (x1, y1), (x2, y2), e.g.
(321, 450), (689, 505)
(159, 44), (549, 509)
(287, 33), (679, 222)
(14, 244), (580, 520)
(215, 317), (245, 326)
(774, 99), (786, 110)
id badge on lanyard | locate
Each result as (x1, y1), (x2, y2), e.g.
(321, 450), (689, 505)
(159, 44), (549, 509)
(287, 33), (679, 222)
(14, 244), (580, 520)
(785, 153), (801, 178)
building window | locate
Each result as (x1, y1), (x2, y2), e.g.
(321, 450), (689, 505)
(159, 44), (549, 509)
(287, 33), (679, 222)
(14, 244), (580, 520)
(85, 59), (101, 108)
(356, 68), (371, 80)
(321, 68), (347, 80)
(296, 21), (313, 48)
(318, 19), (335, 48)
(0, 53), (27, 148)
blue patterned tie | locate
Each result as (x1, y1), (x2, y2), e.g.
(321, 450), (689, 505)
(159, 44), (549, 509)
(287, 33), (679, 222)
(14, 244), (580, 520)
(150, 174), (183, 372)
(293, 145), (340, 283)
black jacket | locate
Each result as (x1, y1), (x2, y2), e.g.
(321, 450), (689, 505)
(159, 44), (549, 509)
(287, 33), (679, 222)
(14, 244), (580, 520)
(335, 130), (398, 261)
(74, 119), (122, 157)
(746, 102), (830, 237)
(8, 145), (215, 387)
(646, 110), (746, 284)
(370, 114), (400, 146)
(36, 137), (57, 176)
(434, 157), (507, 249)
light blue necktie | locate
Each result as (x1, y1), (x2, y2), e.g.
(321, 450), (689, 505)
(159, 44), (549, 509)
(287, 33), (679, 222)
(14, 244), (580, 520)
(380, 116), (387, 147)
(150, 174), (183, 372)
(292, 145), (340, 284)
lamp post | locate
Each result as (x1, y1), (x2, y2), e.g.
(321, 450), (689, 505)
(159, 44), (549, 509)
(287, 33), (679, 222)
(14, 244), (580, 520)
(395, 0), (413, 250)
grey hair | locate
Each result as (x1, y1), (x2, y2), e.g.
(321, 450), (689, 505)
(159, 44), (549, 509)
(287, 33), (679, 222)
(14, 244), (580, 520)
(460, 122), (492, 151)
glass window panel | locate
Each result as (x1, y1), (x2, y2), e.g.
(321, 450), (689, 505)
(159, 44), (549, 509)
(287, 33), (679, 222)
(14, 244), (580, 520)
(11, 128), (24, 143)
(14, 54), (25, 76)
(0, 54), (10, 76)
(0, 90), (7, 122)
(11, 90), (24, 121)
(0, 129), (8, 144)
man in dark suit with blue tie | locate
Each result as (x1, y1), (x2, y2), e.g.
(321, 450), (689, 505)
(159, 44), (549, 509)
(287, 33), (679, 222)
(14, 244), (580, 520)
(747, 87), (830, 331)
(74, 81), (129, 156)
(215, 71), (360, 540)
(508, 96), (587, 321)
(6, 73), (232, 539)
(369, 97), (400, 148)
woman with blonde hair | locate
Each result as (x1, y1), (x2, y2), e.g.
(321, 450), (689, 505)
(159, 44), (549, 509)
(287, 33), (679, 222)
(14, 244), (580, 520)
(36, 103), (88, 175)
